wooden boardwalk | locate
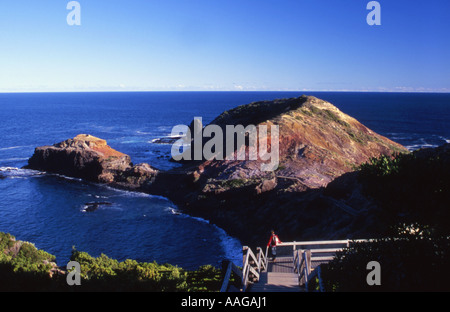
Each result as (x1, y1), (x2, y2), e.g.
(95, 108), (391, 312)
(220, 239), (366, 293)
(249, 257), (303, 292)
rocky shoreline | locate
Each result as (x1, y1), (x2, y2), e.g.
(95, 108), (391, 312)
(25, 95), (410, 247)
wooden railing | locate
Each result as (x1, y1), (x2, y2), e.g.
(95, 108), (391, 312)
(291, 239), (367, 291)
(241, 246), (270, 291)
(220, 239), (367, 292)
(220, 261), (243, 292)
(220, 245), (269, 292)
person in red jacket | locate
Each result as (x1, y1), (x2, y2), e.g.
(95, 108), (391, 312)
(267, 230), (282, 262)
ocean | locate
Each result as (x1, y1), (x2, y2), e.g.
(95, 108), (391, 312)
(0, 91), (449, 269)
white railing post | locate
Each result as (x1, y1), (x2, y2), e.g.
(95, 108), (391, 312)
(256, 247), (262, 274)
(242, 246), (249, 291)
(265, 246), (269, 268)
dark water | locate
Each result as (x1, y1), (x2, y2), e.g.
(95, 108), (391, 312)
(0, 91), (449, 269)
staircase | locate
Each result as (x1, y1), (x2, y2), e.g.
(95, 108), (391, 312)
(220, 239), (367, 292)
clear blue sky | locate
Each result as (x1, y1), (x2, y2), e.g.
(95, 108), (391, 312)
(0, 0), (449, 92)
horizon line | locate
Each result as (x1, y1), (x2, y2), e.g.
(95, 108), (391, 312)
(1, 89), (450, 94)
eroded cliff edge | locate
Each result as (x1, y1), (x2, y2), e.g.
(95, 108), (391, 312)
(25, 96), (410, 246)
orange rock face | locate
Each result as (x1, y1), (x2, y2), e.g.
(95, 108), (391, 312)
(56, 134), (128, 159)
(195, 95), (408, 188)
(27, 134), (157, 188)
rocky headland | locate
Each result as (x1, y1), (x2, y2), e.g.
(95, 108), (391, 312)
(25, 95), (412, 246)
(26, 134), (159, 189)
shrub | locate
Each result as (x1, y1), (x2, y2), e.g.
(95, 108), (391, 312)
(69, 250), (188, 291)
(321, 231), (450, 292)
(0, 233), (57, 291)
(357, 151), (450, 236)
(0, 232), (233, 292)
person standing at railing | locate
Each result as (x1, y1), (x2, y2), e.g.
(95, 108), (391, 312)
(267, 230), (282, 262)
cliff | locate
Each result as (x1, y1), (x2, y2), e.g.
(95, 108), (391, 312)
(26, 134), (158, 189)
(25, 96), (409, 246)
(189, 95), (406, 188)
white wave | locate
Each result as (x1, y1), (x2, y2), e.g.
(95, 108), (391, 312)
(438, 136), (450, 144)
(166, 134), (185, 139)
(165, 207), (182, 215)
(0, 167), (20, 171)
(176, 212), (211, 225)
(391, 137), (408, 140)
(0, 167), (44, 177)
(103, 185), (169, 200)
(157, 126), (172, 131)
(405, 144), (438, 151)
(52, 174), (84, 182)
(166, 207), (242, 266)
(136, 130), (154, 135)
(0, 145), (31, 151)
(387, 132), (403, 135)
(213, 225), (242, 266)
(0, 157), (29, 162)
(121, 140), (141, 144)
(150, 135), (186, 145)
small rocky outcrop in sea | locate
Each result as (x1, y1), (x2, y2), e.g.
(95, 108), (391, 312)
(82, 202), (113, 212)
(26, 134), (158, 190)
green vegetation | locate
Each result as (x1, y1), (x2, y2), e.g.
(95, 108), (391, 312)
(301, 104), (375, 145)
(300, 108), (314, 117)
(220, 178), (248, 188)
(301, 104), (350, 128)
(69, 250), (187, 291)
(358, 153), (406, 177)
(320, 226), (450, 291)
(0, 232), (58, 291)
(317, 150), (450, 291)
(345, 129), (367, 144)
(0, 232), (232, 292)
(358, 151), (450, 235)
(187, 264), (239, 292)
(322, 109), (350, 128)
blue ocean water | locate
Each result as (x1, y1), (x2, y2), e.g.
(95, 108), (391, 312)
(0, 91), (449, 269)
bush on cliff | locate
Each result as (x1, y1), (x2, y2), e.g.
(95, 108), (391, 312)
(319, 149), (450, 292)
(0, 232), (57, 291)
(69, 251), (234, 292)
(186, 264), (227, 292)
(0, 232), (229, 291)
(69, 250), (188, 291)
(358, 149), (450, 236)
(320, 225), (450, 292)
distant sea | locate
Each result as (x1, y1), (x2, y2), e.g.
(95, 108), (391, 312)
(0, 91), (449, 269)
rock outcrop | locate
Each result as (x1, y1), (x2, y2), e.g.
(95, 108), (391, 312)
(26, 134), (158, 189)
(192, 95), (406, 188)
(25, 96), (410, 246)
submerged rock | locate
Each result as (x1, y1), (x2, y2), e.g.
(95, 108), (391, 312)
(82, 202), (113, 212)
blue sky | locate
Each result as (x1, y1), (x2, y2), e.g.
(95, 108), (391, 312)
(0, 0), (449, 92)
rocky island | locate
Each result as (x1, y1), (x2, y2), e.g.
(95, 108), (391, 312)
(25, 95), (410, 246)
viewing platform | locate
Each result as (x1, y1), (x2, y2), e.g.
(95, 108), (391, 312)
(221, 239), (367, 292)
